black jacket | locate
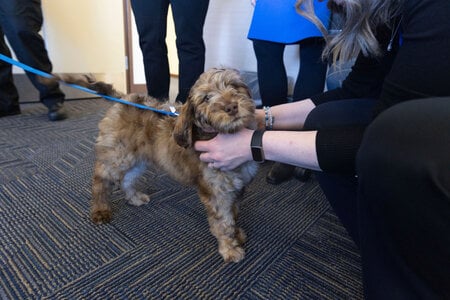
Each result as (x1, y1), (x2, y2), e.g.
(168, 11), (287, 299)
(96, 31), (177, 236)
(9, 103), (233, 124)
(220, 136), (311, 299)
(310, 0), (450, 173)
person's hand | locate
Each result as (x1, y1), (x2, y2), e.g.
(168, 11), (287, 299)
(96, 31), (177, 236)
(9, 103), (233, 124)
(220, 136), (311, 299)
(194, 128), (254, 171)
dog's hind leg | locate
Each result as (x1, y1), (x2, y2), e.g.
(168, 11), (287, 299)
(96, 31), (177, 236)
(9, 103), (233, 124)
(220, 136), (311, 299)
(121, 162), (150, 206)
(91, 161), (115, 224)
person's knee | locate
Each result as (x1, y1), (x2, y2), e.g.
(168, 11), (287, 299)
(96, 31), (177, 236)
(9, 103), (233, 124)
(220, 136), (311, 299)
(3, 17), (27, 35)
(356, 110), (393, 179)
(4, 15), (43, 40)
(357, 98), (450, 180)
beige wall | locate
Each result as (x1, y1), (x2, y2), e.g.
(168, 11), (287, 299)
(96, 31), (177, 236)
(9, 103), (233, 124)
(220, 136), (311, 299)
(41, 0), (127, 91)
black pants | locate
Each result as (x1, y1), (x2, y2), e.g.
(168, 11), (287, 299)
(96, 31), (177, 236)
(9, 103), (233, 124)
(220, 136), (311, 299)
(304, 98), (377, 242)
(357, 98), (450, 299)
(252, 37), (327, 106)
(305, 98), (450, 298)
(130, 0), (209, 103)
(0, 0), (64, 112)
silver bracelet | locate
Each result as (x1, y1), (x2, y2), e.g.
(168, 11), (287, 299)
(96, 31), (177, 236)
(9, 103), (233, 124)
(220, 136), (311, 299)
(263, 106), (274, 130)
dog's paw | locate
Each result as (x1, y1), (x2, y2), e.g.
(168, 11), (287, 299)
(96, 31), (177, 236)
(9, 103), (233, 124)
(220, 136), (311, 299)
(221, 246), (245, 263)
(91, 209), (112, 224)
(127, 192), (150, 206)
(91, 201), (112, 224)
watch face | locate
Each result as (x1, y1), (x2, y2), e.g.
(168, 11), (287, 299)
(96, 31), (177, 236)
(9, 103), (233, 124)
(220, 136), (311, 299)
(251, 130), (265, 163)
(251, 146), (264, 162)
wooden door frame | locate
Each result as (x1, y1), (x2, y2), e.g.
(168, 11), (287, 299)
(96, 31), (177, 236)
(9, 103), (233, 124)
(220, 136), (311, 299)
(123, 0), (147, 94)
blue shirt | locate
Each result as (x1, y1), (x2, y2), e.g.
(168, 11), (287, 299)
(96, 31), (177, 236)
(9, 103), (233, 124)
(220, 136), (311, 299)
(247, 0), (330, 44)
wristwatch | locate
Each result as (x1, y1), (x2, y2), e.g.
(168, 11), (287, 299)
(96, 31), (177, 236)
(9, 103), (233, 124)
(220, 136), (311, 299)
(250, 130), (265, 163)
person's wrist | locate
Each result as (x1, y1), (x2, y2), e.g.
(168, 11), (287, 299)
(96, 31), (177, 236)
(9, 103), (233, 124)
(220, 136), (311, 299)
(255, 109), (266, 130)
(263, 106), (274, 130)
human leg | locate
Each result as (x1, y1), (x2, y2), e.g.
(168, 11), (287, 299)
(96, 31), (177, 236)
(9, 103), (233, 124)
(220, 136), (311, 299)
(303, 98), (377, 243)
(0, 26), (20, 116)
(271, 37), (328, 184)
(268, 38), (327, 184)
(252, 40), (288, 107)
(357, 98), (450, 299)
(293, 37), (327, 100)
(171, 0), (209, 103)
(252, 40), (294, 183)
(130, 0), (170, 100)
(0, 0), (65, 119)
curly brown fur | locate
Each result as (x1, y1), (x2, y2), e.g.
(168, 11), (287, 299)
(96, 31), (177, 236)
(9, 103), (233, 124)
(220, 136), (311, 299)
(60, 68), (258, 263)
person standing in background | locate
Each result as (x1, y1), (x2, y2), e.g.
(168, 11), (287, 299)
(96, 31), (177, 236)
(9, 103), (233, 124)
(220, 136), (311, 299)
(0, 0), (67, 121)
(248, 0), (330, 184)
(130, 0), (210, 103)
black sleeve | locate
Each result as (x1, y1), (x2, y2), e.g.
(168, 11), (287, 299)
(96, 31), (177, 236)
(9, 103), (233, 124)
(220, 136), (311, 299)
(316, 126), (366, 174)
(311, 26), (397, 174)
(313, 0), (450, 173)
(373, 0), (450, 115)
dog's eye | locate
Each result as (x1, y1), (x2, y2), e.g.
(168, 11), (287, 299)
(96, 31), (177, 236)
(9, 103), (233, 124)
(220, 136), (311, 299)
(203, 94), (211, 102)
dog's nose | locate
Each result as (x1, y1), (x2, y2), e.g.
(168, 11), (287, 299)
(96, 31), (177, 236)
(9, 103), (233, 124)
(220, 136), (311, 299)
(225, 103), (238, 115)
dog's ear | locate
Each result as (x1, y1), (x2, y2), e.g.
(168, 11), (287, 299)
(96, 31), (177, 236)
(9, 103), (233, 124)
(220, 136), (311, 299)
(231, 70), (253, 99)
(173, 99), (194, 148)
(236, 79), (252, 99)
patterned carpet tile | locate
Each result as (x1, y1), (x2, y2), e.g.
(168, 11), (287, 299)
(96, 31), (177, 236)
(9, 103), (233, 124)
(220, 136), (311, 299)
(243, 211), (363, 300)
(0, 99), (362, 299)
(0, 99), (110, 185)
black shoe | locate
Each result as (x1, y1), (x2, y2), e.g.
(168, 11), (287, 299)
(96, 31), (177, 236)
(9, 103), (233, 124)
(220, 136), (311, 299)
(293, 167), (312, 182)
(266, 162), (295, 185)
(48, 103), (67, 121)
(0, 107), (21, 117)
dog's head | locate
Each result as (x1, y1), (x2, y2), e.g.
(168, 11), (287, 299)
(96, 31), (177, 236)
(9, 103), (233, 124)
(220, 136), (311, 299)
(173, 68), (256, 148)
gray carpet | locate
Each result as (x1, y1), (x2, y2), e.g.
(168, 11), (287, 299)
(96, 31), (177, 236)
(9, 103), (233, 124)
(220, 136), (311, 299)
(0, 99), (363, 299)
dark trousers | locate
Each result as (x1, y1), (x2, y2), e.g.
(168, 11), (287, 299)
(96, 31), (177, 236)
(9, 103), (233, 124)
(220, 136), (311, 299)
(252, 37), (327, 106)
(357, 98), (450, 299)
(130, 0), (209, 103)
(0, 0), (64, 111)
(304, 98), (377, 242)
(305, 98), (450, 298)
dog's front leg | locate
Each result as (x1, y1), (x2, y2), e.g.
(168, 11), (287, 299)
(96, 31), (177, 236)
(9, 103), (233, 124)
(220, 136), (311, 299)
(198, 182), (246, 263)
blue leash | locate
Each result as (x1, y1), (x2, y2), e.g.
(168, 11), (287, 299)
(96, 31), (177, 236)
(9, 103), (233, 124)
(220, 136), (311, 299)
(0, 53), (179, 117)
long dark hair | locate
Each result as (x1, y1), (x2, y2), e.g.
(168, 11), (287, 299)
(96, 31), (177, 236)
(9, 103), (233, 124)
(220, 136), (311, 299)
(296, 0), (404, 63)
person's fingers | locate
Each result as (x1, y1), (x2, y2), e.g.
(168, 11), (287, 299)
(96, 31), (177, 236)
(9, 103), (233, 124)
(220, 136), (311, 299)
(199, 151), (214, 163)
(194, 140), (209, 152)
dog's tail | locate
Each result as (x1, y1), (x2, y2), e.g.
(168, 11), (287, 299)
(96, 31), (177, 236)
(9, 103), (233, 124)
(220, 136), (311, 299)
(39, 74), (124, 99)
